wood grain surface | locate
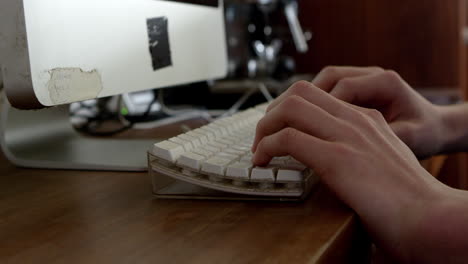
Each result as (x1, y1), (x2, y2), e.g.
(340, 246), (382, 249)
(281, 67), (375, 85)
(0, 152), (370, 264)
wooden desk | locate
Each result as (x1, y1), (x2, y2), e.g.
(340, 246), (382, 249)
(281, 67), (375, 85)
(0, 151), (370, 263)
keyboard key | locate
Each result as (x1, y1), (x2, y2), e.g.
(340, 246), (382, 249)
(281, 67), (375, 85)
(217, 152), (239, 160)
(148, 101), (322, 199)
(269, 157), (286, 166)
(251, 167), (277, 182)
(192, 148), (214, 158)
(231, 145), (251, 152)
(178, 134), (202, 147)
(284, 159), (307, 171)
(201, 145), (221, 153)
(208, 123), (229, 136)
(201, 126), (223, 138)
(186, 131), (209, 144)
(201, 157), (233, 176)
(169, 137), (193, 152)
(255, 103), (269, 113)
(277, 169), (304, 182)
(216, 138), (235, 146)
(152, 141), (185, 162)
(239, 142), (253, 148)
(195, 128), (216, 140)
(177, 152), (206, 171)
(240, 154), (253, 162)
(224, 148), (245, 156)
(226, 162), (252, 179)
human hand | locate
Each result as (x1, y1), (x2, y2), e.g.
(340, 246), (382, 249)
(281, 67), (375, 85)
(251, 81), (446, 261)
(310, 66), (446, 159)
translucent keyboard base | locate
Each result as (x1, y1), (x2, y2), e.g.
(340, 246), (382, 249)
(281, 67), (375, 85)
(149, 152), (319, 201)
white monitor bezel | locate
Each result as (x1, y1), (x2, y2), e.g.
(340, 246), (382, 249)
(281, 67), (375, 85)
(0, 0), (228, 109)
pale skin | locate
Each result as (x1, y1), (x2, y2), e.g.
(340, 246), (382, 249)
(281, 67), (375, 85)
(251, 66), (468, 263)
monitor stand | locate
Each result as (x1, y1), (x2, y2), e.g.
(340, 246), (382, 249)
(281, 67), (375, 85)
(0, 93), (158, 171)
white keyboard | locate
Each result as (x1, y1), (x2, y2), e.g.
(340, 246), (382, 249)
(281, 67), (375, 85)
(148, 103), (318, 200)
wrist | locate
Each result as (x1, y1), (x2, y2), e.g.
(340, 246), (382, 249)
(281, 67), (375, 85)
(438, 103), (468, 154)
(366, 169), (446, 262)
(406, 185), (468, 263)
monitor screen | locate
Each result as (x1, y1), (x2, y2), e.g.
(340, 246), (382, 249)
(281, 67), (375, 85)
(0, 0), (228, 109)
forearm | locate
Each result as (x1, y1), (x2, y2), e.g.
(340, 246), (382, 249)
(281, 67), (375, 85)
(408, 187), (468, 263)
(439, 103), (468, 154)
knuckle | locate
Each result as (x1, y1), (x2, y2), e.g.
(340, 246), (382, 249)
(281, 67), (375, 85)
(355, 110), (369, 122)
(349, 123), (370, 143)
(349, 111), (378, 138)
(321, 66), (339, 76)
(276, 98), (307, 127)
(382, 70), (402, 84)
(359, 112), (378, 129)
(366, 108), (384, 121)
(330, 143), (356, 160)
(282, 95), (304, 109)
(279, 127), (300, 147)
(289, 81), (312, 97)
(368, 66), (385, 73)
(335, 77), (355, 89)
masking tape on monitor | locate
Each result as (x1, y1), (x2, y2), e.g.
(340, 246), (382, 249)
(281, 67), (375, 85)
(147, 16), (173, 71)
(47, 68), (103, 105)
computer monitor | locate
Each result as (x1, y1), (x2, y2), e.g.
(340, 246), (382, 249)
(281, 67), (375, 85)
(0, 0), (228, 171)
(1, 0), (228, 109)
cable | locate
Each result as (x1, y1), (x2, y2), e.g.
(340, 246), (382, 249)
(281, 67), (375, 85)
(70, 97), (133, 137)
(219, 87), (257, 118)
(218, 81), (276, 119)
(117, 94), (133, 127)
(158, 88), (214, 122)
(73, 80), (278, 134)
(142, 89), (160, 118)
(258, 82), (274, 102)
(158, 89), (197, 116)
(73, 116), (133, 137)
(134, 81), (276, 126)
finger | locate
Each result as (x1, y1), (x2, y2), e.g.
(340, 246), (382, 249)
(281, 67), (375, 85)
(252, 128), (334, 173)
(330, 70), (405, 109)
(266, 81), (312, 113)
(312, 66), (385, 92)
(252, 95), (346, 152)
(266, 81), (353, 120)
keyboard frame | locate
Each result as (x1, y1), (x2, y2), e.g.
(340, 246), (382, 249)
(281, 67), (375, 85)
(148, 152), (319, 201)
